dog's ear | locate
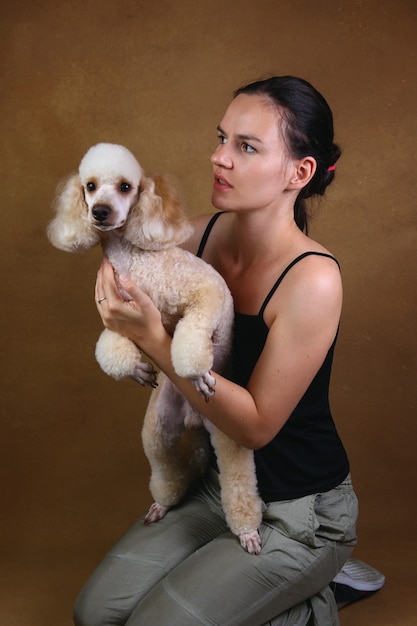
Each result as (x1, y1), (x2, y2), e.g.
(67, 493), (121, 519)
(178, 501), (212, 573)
(47, 173), (100, 252)
(123, 173), (193, 250)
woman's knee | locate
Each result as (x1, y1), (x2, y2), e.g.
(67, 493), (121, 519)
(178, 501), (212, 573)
(73, 584), (107, 626)
(73, 580), (130, 626)
(72, 557), (134, 626)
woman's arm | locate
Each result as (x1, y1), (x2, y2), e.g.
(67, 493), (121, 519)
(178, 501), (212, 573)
(95, 255), (342, 450)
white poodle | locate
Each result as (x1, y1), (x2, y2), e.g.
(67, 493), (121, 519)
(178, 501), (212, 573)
(47, 143), (262, 554)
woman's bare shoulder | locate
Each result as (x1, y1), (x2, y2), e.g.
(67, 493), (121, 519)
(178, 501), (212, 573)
(181, 212), (219, 254)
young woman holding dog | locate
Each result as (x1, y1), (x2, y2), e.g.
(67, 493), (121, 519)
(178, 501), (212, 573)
(74, 76), (382, 625)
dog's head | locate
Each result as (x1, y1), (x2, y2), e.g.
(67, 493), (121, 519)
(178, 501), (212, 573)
(47, 143), (192, 253)
(79, 143), (143, 232)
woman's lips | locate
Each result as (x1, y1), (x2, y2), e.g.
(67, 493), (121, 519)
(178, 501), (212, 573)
(213, 173), (233, 191)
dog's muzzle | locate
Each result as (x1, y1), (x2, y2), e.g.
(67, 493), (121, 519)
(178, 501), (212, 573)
(92, 204), (112, 222)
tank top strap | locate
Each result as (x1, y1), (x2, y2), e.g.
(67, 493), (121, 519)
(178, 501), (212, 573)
(259, 252), (340, 318)
(196, 212), (225, 258)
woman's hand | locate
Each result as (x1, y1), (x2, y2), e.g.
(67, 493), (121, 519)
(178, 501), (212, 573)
(95, 258), (166, 357)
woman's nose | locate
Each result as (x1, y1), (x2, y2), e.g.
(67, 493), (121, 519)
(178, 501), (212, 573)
(210, 144), (233, 168)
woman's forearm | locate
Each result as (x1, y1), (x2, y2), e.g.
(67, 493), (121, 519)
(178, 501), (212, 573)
(143, 328), (265, 449)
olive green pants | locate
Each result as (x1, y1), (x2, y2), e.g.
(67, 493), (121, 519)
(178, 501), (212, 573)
(74, 469), (358, 626)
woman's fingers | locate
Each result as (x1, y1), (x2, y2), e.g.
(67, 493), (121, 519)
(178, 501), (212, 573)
(95, 258), (120, 307)
(118, 274), (153, 309)
(93, 258), (164, 352)
(95, 258), (108, 303)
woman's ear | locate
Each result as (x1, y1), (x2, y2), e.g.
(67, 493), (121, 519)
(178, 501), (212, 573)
(47, 174), (100, 252)
(288, 156), (317, 190)
(123, 173), (193, 250)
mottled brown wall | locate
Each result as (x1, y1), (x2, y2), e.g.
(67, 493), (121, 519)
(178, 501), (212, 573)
(1, 0), (416, 622)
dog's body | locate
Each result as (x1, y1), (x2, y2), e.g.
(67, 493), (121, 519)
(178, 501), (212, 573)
(47, 143), (262, 553)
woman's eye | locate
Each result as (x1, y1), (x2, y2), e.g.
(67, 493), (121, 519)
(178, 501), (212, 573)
(242, 142), (255, 154)
(86, 182), (96, 192)
(217, 134), (227, 145)
(120, 182), (131, 193)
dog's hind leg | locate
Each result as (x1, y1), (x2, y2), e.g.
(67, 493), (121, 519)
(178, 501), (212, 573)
(142, 375), (209, 524)
(209, 428), (263, 555)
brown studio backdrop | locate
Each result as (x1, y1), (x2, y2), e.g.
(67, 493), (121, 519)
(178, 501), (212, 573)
(1, 1), (416, 624)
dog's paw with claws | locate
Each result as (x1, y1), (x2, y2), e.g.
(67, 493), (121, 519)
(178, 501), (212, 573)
(131, 362), (158, 387)
(192, 371), (216, 399)
(239, 529), (262, 555)
(144, 502), (170, 525)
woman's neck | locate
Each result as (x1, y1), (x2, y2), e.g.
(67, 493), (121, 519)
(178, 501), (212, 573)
(226, 209), (306, 269)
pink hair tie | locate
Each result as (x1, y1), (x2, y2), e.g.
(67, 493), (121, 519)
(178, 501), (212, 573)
(327, 164), (336, 171)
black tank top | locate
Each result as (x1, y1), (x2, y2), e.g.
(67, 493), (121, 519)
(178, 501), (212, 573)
(197, 212), (350, 501)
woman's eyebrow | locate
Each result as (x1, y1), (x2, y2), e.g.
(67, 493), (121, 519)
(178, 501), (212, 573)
(217, 124), (263, 143)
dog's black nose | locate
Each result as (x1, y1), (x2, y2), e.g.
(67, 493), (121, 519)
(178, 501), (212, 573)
(92, 204), (112, 222)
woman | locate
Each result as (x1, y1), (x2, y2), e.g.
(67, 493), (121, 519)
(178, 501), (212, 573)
(74, 76), (359, 625)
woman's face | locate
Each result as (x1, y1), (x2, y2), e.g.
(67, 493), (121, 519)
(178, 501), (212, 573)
(210, 93), (294, 213)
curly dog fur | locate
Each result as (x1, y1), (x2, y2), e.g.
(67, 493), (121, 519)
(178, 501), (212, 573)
(47, 143), (262, 553)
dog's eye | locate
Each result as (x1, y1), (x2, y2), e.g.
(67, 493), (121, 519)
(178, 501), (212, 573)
(120, 182), (131, 193)
(86, 182), (96, 192)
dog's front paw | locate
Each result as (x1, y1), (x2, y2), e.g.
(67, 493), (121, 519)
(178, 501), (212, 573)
(131, 362), (158, 387)
(192, 371), (216, 399)
(144, 502), (170, 525)
(239, 529), (262, 555)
